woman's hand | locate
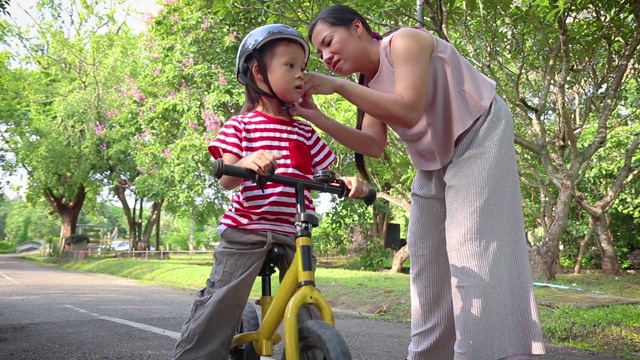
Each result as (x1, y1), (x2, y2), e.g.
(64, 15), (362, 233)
(303, 71), (340, 96)
(339, 176), (371, 199)
(290, 95), (322, 122)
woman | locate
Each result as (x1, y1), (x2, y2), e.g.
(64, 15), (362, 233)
(292, 4), (546, 360)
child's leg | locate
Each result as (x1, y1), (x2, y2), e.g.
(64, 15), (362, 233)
(172, 228), (272, 360)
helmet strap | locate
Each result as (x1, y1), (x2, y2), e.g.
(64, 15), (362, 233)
(254, 50), (292, 111)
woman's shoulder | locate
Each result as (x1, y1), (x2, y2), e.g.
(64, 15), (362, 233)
(387, 27), (435, 55)
(393, 26), (434, 40)
(393, 26), (434, 42)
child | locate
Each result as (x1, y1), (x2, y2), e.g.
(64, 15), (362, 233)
(172, 24), (369, 360)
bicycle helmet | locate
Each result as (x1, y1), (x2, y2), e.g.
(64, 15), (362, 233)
(236, 24), (310, 85)
(235, 24), (310, 110)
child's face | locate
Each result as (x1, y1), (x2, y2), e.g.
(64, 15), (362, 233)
(262, 42), (306, 104)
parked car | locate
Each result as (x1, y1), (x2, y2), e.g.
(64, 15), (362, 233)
(110, 241), (130, 251)
(107, 241), (155, 251)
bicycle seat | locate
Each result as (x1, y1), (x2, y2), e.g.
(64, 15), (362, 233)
(258, 244), (288, 277)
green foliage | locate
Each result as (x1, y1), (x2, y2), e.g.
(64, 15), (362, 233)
(65, 233), (89, 244)
(541, 304), (640, 354)
(0, 196), (8, 239)
(2, 0), (639, 272)
(313, 193), (376, 256)
(0, 238), (15, 253)
(160, 213), (218, 251)
(356, 241), (391, 272)
(0, 0), (148, 240)
(3, 199), (59, 241)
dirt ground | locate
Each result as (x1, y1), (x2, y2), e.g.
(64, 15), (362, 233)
(536, 287), (640, 308)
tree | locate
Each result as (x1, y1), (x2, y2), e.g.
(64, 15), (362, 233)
(108, 0), (266, 249)
(457, 1), (640, 279)
(3, 199), (59, 242)
(0, 0), (152, 250)
(0, 0), (10, 16)
(210, 0), (640, 279)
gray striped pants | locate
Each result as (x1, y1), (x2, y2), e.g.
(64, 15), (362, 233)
(172, 228), (317, 360)
(407, 96), (545, 360)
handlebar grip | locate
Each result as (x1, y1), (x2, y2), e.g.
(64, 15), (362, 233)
(212, 158), (257, 180)
(362, 188), (376, 206)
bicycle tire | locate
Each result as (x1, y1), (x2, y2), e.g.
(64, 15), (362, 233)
(282, 319), (352, 360)
(229, 302), (260, 360)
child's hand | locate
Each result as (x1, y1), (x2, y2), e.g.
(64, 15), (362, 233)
(237, 150), (281, 176)
(339, 176), (370, 199)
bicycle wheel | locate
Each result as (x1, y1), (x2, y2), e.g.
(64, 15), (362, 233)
(283, 319), (352, 360)
(229, 302), (260, 360)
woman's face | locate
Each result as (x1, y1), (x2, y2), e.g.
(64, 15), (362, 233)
(311, 21), (361, 76)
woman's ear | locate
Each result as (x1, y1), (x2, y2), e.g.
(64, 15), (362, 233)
(352, 19), (363, 36)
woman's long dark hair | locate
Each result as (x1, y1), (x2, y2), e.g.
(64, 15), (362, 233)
(309, 4), (384, 182)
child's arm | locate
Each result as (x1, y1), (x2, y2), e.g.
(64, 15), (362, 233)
(218, 151), (282, 190)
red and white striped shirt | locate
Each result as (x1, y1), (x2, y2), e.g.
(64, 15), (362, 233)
(208, 111), (335, 235)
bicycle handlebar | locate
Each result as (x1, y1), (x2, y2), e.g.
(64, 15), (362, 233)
(211, 159), (376, 206)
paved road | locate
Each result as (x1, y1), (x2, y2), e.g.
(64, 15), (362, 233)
(0, 254), (626, 360)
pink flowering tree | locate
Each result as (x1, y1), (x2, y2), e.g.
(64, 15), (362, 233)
(105, 0), (259, 250)
(0, 0), (151, 251)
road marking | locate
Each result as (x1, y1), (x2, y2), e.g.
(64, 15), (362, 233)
(0, 271), (19, 284)
(64, 305), (276, 359)
(65, 305), (181, 339)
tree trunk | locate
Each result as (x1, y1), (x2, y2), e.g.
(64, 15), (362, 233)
(140, 200), (163, 250)
(374, 207), (388, 242)
(135, 198), (144, 249)
(530, 185), (573, 280)
(390, 244), (409, 274)
(374, 191), (412, 273)
(43, 186), (86, 252)
(155, 210), (160, 251)
(115, 181), (136, 246)
(58, 209), (81, 250)
(593, 214), (620, 275)
(189, 208), (195, 253)
(573, 222), (594, 274)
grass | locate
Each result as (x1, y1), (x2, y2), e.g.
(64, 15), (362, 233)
(25, 254), (640, 359)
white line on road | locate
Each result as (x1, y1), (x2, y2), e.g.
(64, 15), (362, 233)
(63, 305), (275, 359)
(0, 271), (19, 284)
(65, 305), (181, 339)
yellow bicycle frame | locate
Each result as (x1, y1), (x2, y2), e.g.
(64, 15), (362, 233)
(230, 234), (335, 358)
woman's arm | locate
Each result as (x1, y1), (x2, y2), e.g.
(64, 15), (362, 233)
(306, 110), (387, 157)
(305, 28), (434, 129)
(292, 95), (387, 157)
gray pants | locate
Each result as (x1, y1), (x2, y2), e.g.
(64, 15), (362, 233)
(173, 227), (314, 360)
(407, 96), (546, 360)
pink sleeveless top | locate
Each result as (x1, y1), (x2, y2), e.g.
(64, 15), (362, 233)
(368, 29), (496, 170)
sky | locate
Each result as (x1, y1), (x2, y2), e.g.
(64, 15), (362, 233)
(5, 0), (162, 33)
